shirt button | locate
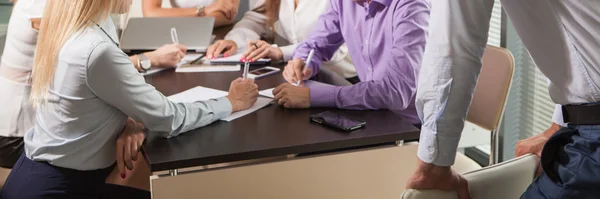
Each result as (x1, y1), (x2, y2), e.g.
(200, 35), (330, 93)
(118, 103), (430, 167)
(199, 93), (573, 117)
(368, 67), (373, 72)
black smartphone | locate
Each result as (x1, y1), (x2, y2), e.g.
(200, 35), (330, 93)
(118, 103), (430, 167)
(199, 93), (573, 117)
(309, 111), (366, 132)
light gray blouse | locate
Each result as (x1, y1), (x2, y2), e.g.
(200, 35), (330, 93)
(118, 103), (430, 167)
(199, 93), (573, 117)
(24, 18), (232, 170)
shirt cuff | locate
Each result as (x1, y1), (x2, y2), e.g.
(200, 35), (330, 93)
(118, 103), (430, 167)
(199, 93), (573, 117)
(279, 45), (297, 62)
(417, 128), (462, 167)
(305, 80), (338, 107)
(202, 96), (233, 119)
(552, 104), (567, 127)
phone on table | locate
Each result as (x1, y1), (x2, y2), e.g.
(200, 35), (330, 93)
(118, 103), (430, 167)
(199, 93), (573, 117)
(309, 111), (366, 132)
(247, 67), (281, 79)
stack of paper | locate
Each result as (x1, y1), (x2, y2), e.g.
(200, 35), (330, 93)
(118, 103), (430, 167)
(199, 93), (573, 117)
(168, 86), (272, 122)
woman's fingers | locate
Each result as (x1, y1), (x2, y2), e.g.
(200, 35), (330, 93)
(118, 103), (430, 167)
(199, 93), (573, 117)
(124, 137), (134, 171)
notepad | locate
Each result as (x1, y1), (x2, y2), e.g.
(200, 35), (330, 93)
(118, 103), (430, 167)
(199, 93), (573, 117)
(141, 53), (206, 76)
(206, 50), (270, 64)
(259, 88), (275, 98)
(141, 68), (171, 76)
(167, 86), (272, 122)
(175, 53), (241, 73)
(176, 64), (240, 73)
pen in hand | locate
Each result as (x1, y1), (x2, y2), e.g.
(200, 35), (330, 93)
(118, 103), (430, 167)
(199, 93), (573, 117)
(242, 61), (250, 80)
(170, 27), (179, 45)
(296, 49), (315, 86)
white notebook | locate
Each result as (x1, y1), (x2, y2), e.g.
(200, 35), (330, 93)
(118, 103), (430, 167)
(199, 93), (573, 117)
(206, 50), (270, 64)
(175, 53), (241, 73)
(176, 64), (240, 73)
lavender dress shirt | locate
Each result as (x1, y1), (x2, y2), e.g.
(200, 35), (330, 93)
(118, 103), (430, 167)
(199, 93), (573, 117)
(293, 0), (430, 124)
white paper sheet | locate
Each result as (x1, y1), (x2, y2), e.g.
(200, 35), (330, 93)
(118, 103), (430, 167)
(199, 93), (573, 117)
(167, 86), (228, 103)
(259, 88), (275, 98)
(176, 64), (240, 73)
(207, 49), (270, 64)
(141, 68), (171, 76)
(141, 53), (206, 76)
(168, 87), (272, 122)
(221, 97), (272, 122)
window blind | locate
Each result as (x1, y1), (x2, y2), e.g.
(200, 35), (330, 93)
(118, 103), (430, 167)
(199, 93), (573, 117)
(487, 0), (502, 47)
(499, 18), (555, 161)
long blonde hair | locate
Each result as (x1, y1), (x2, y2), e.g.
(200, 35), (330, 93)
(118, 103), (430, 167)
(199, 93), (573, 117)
(30, 0), (128, 105)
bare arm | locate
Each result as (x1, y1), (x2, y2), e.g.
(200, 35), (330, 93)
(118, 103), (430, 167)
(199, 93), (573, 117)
(142, 0), (239, 28)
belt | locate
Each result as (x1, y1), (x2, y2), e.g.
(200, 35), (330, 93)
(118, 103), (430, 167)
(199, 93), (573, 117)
(562, 103), (600, 125)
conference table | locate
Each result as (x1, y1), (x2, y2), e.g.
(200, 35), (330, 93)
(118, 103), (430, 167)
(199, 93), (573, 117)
(140, 26), (421, 198)
(143, 64), (420, 173)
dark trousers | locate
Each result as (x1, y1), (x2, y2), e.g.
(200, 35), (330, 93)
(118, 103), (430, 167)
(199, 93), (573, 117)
(0, 154), (149, 199)
(521, 125), (600, 199)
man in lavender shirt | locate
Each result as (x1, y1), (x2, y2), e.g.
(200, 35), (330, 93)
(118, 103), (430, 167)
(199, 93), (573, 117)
(272, 0), (430, 125)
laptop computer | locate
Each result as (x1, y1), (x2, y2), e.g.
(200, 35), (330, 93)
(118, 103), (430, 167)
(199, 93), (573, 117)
(120, 17), (215, 53)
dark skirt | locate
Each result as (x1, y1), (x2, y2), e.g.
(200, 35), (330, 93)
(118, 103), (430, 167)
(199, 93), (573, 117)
(0, 154), (150, 199)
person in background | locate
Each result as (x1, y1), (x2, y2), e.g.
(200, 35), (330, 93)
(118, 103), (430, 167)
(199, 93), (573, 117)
(272, 0), (429, 126)
(0, 0), (258, 198)
(406, 0), (600, 198)
(142, 0), (240, 28)
(207, 0), (357, 86)
(0, 0), (185, 171)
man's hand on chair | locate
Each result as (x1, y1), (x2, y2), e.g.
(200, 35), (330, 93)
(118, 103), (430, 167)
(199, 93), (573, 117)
(406, 159), (471, 199)
(515, 122), (561, 176)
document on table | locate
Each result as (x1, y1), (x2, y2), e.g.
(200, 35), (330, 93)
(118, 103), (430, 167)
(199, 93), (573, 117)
(221, 97), (272, 122)
(167, 86), (228, 103)
(141, 68), (171, 76)
(141, 53), (206, 76)
(259, 88), (275, 98)
(206, 49), (270, 64)
(176, 53), (241, 73)
(176, 63), (240, 73)
(168, 86), (272, 122)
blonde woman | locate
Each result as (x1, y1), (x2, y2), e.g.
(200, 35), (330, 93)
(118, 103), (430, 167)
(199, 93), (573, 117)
(143, 0), (240, 28)
(207, 0), (357, 85)
(0, 0), (258, 198)
(0, 0), (186, 170)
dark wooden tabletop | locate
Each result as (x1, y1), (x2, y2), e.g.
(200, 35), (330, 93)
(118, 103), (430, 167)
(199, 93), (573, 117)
(141, 26), (420, 172)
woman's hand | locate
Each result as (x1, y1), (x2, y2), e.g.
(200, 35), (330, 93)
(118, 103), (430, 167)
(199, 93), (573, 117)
(206, 40), (238, 59)
(242, 40), (284, 62)
(145, 44), (187, 68)
(226, 78), (259, 112)
(206, 0), (238, 20)
(116, 118), (146, 179)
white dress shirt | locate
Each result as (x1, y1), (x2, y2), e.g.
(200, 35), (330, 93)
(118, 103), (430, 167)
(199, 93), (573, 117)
(417, 0), (600, 166)
(24, 17), (232, 170)
(0, 0), (45, 137)
(224, 0), (357, 78)
(169, 0), (215, 8)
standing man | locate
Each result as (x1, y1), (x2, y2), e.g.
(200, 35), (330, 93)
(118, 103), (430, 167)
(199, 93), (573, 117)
(274, 0), (430, 126)
(407, 0), (600, 198)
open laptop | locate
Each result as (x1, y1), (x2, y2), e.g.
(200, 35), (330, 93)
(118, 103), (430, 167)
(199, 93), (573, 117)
(120, 17), (215, 53)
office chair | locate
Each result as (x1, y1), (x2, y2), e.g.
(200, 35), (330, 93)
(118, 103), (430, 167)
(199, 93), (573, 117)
(402, 46), (538, 198)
